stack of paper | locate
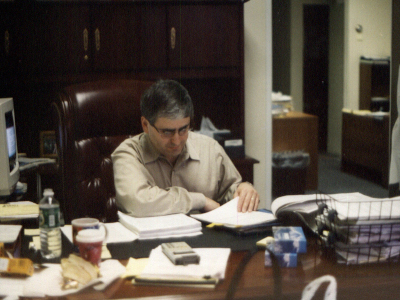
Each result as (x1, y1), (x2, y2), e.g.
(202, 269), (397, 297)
(0, 201), (39, 220)
(314, 193), (400, 264)
(118, 212), (202, 240)
(133, 246), (231, 288)
(0, 224), (22, 257)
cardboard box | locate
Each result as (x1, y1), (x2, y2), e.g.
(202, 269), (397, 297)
(272, 226), (307, 253)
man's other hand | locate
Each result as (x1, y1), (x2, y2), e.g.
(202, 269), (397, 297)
(234, 182), (260, 212)
(203, 197), (221, 212)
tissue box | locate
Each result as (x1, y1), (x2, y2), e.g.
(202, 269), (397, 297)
(224, 139), (245, 159)
(272, 226), (306, 253)
(265, 245), (297, 268)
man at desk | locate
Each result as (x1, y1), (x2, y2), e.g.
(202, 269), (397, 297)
(111, 79), (259, 217)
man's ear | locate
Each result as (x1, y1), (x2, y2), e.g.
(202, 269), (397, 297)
(141, 116), (149, 133)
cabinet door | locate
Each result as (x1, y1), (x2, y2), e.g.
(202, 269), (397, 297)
(137, 4), (167, 70)
(18, 3), (91, 77)
(92, 4), (140, 71)
(0, 2), (14, 95)
(168, 4), (241, 69)
(92, 4), (167, 72)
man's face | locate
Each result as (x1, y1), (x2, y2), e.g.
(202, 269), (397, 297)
(142, 116), (191, 164)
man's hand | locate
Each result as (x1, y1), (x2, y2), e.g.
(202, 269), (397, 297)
(203, 197), (221, 212)
(234, 182), (259, 212)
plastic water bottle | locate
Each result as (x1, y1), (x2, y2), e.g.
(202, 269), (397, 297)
(39, 188), (62, 259)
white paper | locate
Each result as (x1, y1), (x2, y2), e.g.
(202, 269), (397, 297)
(118, 212), (202, 239)
(140, 246), (231, 280)
(61, 222), (138, 244)
(22, 259), (125, 297)
(0, 277), (24, 299)
(190, 197), (276, 227)
(0, 225), (22, 243)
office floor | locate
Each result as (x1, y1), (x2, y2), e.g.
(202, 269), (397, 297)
(306, 153), (389, 198)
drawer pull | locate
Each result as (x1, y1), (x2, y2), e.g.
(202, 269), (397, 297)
(83, 28), (89, 52)
(95, 28), (100, 51)
(170, 27), (176, 50)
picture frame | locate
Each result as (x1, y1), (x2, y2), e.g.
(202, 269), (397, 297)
(40, 130), (57, 158)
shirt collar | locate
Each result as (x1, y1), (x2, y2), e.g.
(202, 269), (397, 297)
(140, 132), (200, 164)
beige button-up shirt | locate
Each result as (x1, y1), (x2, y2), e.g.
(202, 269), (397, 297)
(111, 132), (242, 217)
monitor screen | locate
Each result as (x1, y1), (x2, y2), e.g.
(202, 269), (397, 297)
(5, 110), (17, 172)
(0, 97), (19, 197)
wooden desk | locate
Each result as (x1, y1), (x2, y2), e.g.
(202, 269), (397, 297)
(273, 112), (319, 190)
(23, 236), (400, 300)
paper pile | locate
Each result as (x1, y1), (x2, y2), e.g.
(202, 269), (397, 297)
(133, 245), (231, 288)
(118, 212), (202, 240)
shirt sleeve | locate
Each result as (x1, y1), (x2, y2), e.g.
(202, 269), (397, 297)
(214, 142), (242, 204)
(111, 141), (206, 217)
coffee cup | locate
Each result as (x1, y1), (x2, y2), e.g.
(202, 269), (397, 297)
(71, 218), (106, 253)
(75, 229), (105, 266)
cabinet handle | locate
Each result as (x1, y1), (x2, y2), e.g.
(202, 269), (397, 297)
(95, 28), (100, 51)
(4, 30), (9, 56)
(170, 27), (176, 50)
(83, 28), (89, 60)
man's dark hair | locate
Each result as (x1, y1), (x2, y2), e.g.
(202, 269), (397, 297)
(140, 79), (194, 125)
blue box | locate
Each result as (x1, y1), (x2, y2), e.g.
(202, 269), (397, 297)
(272, 226), (307, 253)
(265, 245), (297, 268)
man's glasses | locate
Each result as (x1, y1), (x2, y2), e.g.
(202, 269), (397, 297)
(152, 123), (192, 138)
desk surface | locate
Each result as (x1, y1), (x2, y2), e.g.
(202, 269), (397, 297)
(21, 228), (400, 300)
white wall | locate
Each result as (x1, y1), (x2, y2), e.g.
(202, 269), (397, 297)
(327, 2), (344, 155)
(290, 0), (391, 155)
(244, 0), (272, 209)
(343, 0), (391, 110)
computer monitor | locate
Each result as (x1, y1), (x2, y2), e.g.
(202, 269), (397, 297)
(0, 97), (19, 196)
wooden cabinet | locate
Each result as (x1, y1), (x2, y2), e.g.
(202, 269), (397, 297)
(341, 112), (389, 187)
(0, 1), (15, 96)
(1, 0), (255, 179)
(168, 4), (241, 69)
(17, 3), (91, 77)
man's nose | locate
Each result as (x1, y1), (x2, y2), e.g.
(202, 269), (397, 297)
(170, 131), (181, 143)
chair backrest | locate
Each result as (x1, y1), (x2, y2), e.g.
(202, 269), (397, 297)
(51, 79), (153, 224)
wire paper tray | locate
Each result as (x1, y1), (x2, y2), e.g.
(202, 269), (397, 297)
(314, 193), (400, 265)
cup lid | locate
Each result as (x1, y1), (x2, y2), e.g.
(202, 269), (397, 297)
(76, 229), (104, 243)
(71, 218), (99, 227)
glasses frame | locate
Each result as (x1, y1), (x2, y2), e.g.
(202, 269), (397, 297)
(151, 123), (192, 138)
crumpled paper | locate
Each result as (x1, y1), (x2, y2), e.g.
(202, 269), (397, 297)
(22, 259), (125, 298)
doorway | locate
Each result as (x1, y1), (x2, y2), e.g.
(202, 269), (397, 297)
(303, 4), (329, 152)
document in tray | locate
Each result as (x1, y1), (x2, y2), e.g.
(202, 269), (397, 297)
(190, 197), (277, 228)
(118, 212), (202, 240)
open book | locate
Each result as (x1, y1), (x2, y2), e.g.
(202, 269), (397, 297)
(190, 197), (277, 230)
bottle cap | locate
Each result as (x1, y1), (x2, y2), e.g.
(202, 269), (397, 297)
(43, 188), (54, 197)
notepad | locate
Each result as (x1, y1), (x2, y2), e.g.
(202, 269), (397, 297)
(0, 201), (39, 218)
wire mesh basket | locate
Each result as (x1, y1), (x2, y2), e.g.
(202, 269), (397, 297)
(314, 193), (400, 264)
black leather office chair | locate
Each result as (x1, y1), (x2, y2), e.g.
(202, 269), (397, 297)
(51, 79), (153, 224)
